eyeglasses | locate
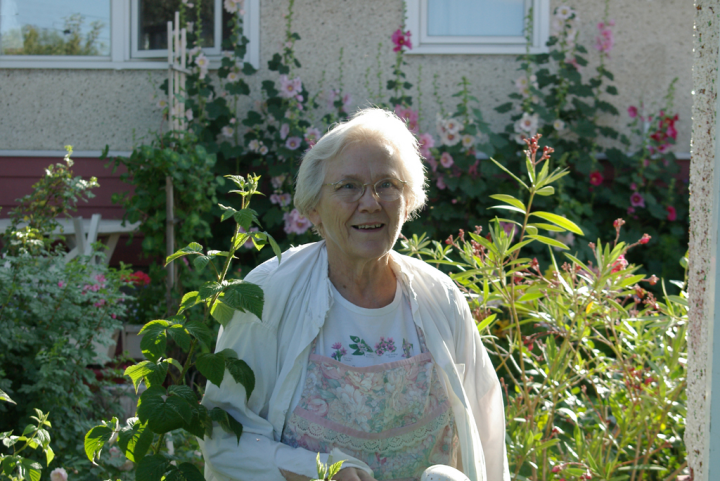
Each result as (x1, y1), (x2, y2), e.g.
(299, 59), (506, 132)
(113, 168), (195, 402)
(324, 177), (407, 203)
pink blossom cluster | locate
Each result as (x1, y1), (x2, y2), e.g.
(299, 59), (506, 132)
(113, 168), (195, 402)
(327, 90), (353, 112)
(374, 337), (396, 356)
(304, 127), (322, 147)
(394, 105), (419, 133)
(594, 20), (615, 54)
(391, 28), (412, 52)
(270, 192), (292, 207)
(279, 75), (303, 101)
(283, 208), (312, 235)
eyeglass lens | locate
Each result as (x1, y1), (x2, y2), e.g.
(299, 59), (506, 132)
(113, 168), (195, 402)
(333, 178), (404, 202)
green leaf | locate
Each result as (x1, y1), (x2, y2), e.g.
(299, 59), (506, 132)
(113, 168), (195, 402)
(168, 324), (192, 351)
(20, 459), (41, 481)
(222, 281), (264, 319)
(477, 313), (497, 332)
(165, 463), (206, 481)
(139, 321), (170, 363)
(178, 291), (201, 314)
(211, 300), (235, 326)
(489, 157), (529, 190)
(84, 423), (114, 462)
(535, 186), (554, 196)
(489, 194), (526, 211)
(618, 274), (646, 288)
(218, 204), (237, 222)
(118, 418), (153, 463)
(529, 212), (584, 235)
(526, 235), (569, 250)
(667, 295), (689, 307)
(136, 454), (172, 481)
(199, 282), (224, 300)
(488, 205), (526, 215)
(184, 321), (215, 348)
(233, 208), (259, 231)
(166, 242), (203, 265)
(193, 255), (211, 272)
(124, 361), (158, 393)
(137, 386), (193, 434)
(45, 446), (55, 466)
(266, 233), (282, 262)
(0, 389), (15, 404)
(196, 353), (226, 386)
(530, 223), (566, 233)
(224, 358), (256, 401)
(209, 408), (243, 444)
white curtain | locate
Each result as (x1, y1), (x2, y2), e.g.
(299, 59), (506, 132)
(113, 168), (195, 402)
(427, 0), (526, 37)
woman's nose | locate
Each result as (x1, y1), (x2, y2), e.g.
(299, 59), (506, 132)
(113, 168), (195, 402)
(357, 185), (382, 211)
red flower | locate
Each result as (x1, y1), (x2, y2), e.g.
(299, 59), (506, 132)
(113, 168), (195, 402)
(611, 255), (628, 273)
(391, 28), (412, 52)
(628, 106), (638, 118)
(589, 171), (603, 186)
(666, 124), (677, 140)
(124, 270), (151, 287)
(639, 233), (651, 244)
(666, 205), (677, 221)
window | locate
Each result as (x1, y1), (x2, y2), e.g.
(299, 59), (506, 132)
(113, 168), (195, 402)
(405, 0), (550, 55)
(0, 0), (259, 69)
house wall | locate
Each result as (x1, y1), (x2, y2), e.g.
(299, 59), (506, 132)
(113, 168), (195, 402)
(0, 0), (693, 154)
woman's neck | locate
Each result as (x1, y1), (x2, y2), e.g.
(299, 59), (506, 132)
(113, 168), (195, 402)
(327, 252), (397, 309)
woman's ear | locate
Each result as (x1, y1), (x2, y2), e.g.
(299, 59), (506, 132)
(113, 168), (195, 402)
(307, 208), (321, 228)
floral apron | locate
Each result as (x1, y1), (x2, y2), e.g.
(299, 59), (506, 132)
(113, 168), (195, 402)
(281, 327), (460, 480)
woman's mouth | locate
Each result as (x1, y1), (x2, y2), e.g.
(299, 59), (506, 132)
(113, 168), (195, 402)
(352, 223), (384, 231)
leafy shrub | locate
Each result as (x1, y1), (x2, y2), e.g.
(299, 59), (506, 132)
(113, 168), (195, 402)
(401, 135), (687, 480)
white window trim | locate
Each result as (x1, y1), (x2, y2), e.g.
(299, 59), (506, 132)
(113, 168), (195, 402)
(405, 0), (550, 55)
(0, 0), (259, 69)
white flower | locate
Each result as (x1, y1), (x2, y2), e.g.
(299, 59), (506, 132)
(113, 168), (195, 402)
(513, 133), (526, 145)
(185, 109), (193, 121)
(443, 118), (462, 134)
(555, 5), (574, 19)
(248, 139), (260, 151)
(551, 17), (565, 35)
(156, 99), (167, 109)
(50, 468), (68, 481)
(441, 130), (461, 147)
(516, 112), (539, 133)
(227, 72), (239, 82)
(224, 0), (244, 13)
(553, 119), (566, 131)
(515, 76), (529, 90)
(194, 54), (209, 68)
(461, 135), (475, 148)
(221, 126), (234, 137)
(222, 51), (233, 58)
(259, 145), (269, 155)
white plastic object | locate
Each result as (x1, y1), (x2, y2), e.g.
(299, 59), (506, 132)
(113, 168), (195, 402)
(420, 465), (471, 481)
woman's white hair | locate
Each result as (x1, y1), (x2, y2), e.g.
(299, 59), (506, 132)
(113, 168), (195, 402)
(294, 108), (427, 220)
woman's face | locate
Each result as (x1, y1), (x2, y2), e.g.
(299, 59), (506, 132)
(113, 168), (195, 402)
(308, 141), (409, 266)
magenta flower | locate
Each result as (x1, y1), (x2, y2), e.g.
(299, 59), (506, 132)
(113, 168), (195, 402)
(628, 106), (638, 118)
(667, 205), (677, 221)
(394, 105), (419, 133)
(440, 152), (454, 168)
(285, 137), (302, 150)
(331, 342), (342, 350)
(630, 182), (637, 191)
(418, 132), (435, 158)
(630, 192), (645, 208)
(594, 21), (614, 53)
(589, 171), (603, 186)
(611, 255), (628, 273)
(58, 281), (66, 288)
(391, 28), (412, 52)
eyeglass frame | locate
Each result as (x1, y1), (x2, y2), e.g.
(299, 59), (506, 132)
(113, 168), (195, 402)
(323, 177), (408, 203)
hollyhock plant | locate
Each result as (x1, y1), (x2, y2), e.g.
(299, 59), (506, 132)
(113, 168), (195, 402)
(285, 137), (302, 150)
(283, 209), (312, 235)
(628, 105), (638, 118)
(667, 205), (677, 221)
(391, 28), (412, 52)
(630, 192), (645, 208)
(394, 105), (419, 133)
(589, 171), (603, 186)
(418, 132), (434, 158)
(304, 127), (322, 147)
(280, 123), (290, 140)
(279, 75), (302, 99)
(270, 193), (292, 207)
(440, 152), (454, 168)
(594, 21), (615, 54)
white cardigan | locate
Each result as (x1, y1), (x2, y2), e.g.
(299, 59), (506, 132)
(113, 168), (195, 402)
(199, 241), (510, 481)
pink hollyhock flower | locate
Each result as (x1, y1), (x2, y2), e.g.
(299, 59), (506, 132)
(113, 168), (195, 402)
(667, 205), (677, 221)
(440, 152), (454, 168)
(394, 105), (419, 133)
(436, 175), (446, 190)
(279, 75), (302, 99)
(58, 281), (66, 288)
(50, 468), (68, 481)
(642, 159), (650, 167)
(628, 106), (638, 118)
(342, 93), (353, 112)
(630, 182), (637, 191)
(589, 171), (603, 186)
(630, 192), (645, 207)
(391, 28), (412, 52)
(304, 127), (322, 147)
(418, 132), (435, 158)
(270, 193), (292, 207)
(627, 207), (635, 214)
(280, 123), (290, 140)
(594, 22), (614, 53)
(667, 124), (677, 140)
(611, 255), (628, 273)
(94, 299), (106, 308)
(283, 209), (312, 235)
(426, 156), (438, 173)
(285, 137), (302, 150)
(271, 175), (286, 189)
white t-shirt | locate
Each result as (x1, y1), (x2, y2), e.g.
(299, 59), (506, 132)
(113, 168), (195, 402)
(315, 280), (421, 367)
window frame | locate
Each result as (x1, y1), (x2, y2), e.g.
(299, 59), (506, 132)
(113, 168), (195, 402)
(405, 0), (550, 55)
(0, 0), (259, 69)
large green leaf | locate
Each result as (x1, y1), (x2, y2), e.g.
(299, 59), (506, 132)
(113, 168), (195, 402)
(137, 387), (193, 434)
(139, 321), (170, 363)
(0, 389), (15, 404)
(489, 194), (526, 212)
(196, 353), (226, 386)
(136, 454), (172, 481)
(224, 357), (255, 402)
(118, 418), (153, 463)
(210, 300), (235, 326)
(168, 324), (192, 351)
(184, 321), (215, 348)
(84, 422), (115, 462)
(124, 361), (158, 393)
(178, 291), (201, 314)
(20, 459), (41, 481)
(222, 281), (264, 319)
(165, 463), (206, 481)
(199, 282), (224, 301)
(233, 208), (259, 231)
(209, 408), (243, 444)
(526, 235), (569, 250)
(530, 211), (584, 235)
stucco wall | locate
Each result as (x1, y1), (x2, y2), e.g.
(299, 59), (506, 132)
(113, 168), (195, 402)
(0, 0), (694, 152)
(687, 2), (719, 479)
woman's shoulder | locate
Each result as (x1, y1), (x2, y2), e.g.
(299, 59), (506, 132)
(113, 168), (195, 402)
(244, 241), (325, 286)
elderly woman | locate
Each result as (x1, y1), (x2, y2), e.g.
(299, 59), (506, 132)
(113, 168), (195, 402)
(200, 108), (509, 481)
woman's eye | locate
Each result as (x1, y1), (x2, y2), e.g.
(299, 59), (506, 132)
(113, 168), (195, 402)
(340, 182), (358, 190)
(378, 180), (393, 189)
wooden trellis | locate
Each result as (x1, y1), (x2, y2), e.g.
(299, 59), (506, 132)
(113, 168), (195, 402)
(165, 12), (190, 309)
